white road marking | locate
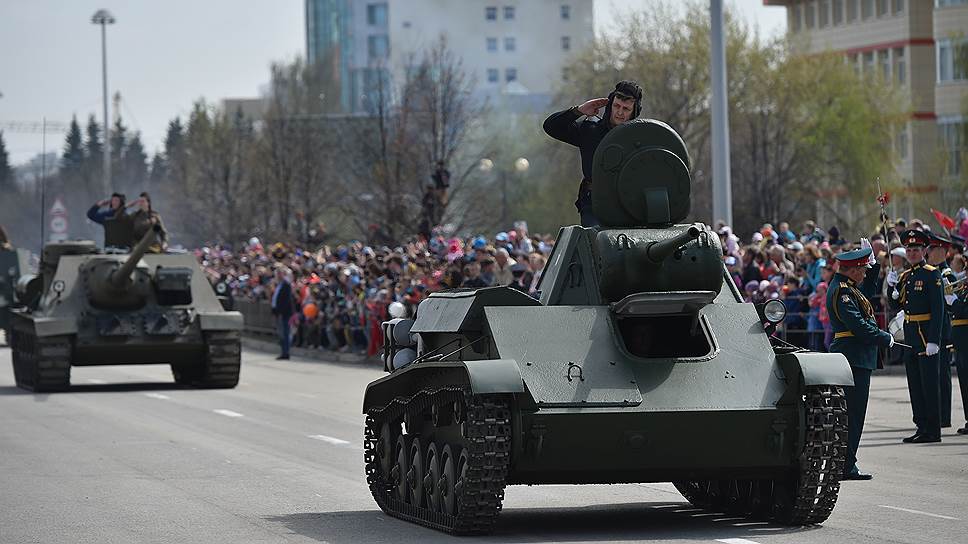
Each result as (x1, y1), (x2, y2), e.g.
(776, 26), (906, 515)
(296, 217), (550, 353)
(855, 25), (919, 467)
(144, 393), (170, 400)
(213, 409), (244, 418)
(308, 434), (351, 446)
(717, 539), (764, 544)
(877, 505), (961, 520)
(295, 393), (317, 399)
(86, 378), (107, 384)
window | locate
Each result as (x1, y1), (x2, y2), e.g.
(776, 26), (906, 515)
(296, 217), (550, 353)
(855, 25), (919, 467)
(937, 0), (968, 6)
(805, 1), (815, 28)
(877, 0), (889, 16)
(896, 124), (909, 160)
(561, 4), (570, 20)
(862, 0), (873, 18)
(487, 68), (499, 83)
(894, 0), (904, 13)
(819, 0), (829, 27)
(485, 6), (497, 20)
(938, 39), (968, 82)
(847, 0), (858, 21)
(880, 49), (891, 80)
(561, 36), (571, 51)
(366, 3), (387, 26)
(833, 0), (843, 24)
(504, 36), (516, 51)
(792, 4), (802, 31)
(863, 51), (875, 74)
(486, 37), (497, 52)
(939, 118), (965, 178)
(894, 47), (906, 85)
(505, 67), (517, 82)
(504, 6), (515, 20)
(367, 34), (389, 59)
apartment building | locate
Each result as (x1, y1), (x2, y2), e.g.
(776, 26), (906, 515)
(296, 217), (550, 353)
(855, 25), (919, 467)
(305, 0), (594, 113)
(765, 0), (968, 215)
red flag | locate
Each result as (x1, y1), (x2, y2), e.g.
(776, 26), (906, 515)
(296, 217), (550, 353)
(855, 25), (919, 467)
(931, 208), (956, 231)
(876, 192), (890, 206)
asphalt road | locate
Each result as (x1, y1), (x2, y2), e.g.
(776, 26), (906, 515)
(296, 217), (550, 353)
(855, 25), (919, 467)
(0, 341), (965, 544)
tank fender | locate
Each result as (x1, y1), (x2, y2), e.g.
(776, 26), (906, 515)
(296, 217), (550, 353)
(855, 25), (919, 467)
(197, 311), (244, 331)
(777, 352), (854, 387)
(362, 360), (527, 414)
(33, 316), (78, 337)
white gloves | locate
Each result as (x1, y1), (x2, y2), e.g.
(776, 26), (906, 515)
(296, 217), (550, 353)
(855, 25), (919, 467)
(925, 343), (940, 356)
(886, 270), (899, 287)
(946, 294), (958, 305)
(860, 238), (876, 266)
(888, 335), (895, 348)
(896, 310), (905, 321)
(891, 288), (900, 300)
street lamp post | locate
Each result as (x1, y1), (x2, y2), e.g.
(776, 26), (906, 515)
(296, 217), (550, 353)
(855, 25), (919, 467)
(480, 157), (529, 228)
(91, 9), (115, 194)
(710, 0), (732, 227)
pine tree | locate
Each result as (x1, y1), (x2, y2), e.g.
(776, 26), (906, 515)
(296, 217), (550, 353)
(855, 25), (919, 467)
(0, 130), (13, 193)
(60, 116), (84, 174)
(122, 133), (148, 191)
(83, 115), (104, 194)
(148, 153), (165, 186)
(110, 116), (128, 189)
(163, 117), (186, 187)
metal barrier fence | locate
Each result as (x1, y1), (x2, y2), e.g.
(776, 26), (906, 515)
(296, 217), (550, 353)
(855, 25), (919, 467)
(235, 299), (277, 337)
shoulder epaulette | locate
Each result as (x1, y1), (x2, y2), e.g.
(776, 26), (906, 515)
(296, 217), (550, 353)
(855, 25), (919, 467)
(924, 264), (937, 271)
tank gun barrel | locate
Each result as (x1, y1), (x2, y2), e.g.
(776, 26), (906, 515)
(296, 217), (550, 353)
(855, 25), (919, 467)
(110, 225), (160, 288)
(645, 224), (702, 263)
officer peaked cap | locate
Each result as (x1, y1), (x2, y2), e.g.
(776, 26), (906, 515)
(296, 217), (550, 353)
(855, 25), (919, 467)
(834, 247), (872, 268)
(927, 232), (952, 249)
(901, 229), (930, 247)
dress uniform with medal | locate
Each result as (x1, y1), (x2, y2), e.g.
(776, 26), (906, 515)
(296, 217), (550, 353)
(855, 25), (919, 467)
(887, 229), (945, 443)
(927, 232), (956, 429)
(947, 236), (968, 434)
(827, 243), (894, 480)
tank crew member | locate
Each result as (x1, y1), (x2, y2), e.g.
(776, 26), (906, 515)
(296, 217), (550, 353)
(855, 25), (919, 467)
(0, 225), (12, 251)
(927, 232), (956, 428)
(543, 80), (643, 227)
(127, 192), (168, 253)
(86, 193), (133, 248)
(827, 242), (894, 480)
(887, 229), (945, 443)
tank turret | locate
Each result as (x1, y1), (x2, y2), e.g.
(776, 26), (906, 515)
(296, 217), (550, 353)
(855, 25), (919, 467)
(82, 225), (160, 310)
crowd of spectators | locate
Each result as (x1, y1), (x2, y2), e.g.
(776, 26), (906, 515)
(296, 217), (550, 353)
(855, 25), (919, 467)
(718, 211), (968, 353)
(196, 221), (555, 357)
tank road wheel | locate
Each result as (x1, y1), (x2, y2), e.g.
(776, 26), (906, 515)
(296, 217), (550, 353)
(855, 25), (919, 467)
(10, 319), (71, 392)
(408, 437), (426, 507)
(772, 385), (847, 525)
(363, 389), (511, 534)
(439, 444), (458, 515)
(378, 421), (400, 480)
(393, 434), (410, 502)
(424, 442), (442, 512)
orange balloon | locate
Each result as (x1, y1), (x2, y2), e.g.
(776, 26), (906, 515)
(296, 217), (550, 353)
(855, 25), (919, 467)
(302, 303), (319, 319)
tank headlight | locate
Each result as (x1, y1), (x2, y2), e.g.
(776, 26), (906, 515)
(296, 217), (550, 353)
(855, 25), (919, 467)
(215, 282), (228, 295)
(763, 299), (786, 324)
(52, 280), (66, 294)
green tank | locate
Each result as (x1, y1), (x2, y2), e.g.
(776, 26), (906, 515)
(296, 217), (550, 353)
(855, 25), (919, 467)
(0, 246), (30, 342)
(362, 119), (853, 534)
(9, 226), (243, 392)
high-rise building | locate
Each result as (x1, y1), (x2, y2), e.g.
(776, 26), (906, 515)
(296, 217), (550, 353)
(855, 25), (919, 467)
(305, 0), (594, 113)
(765, 0), (968, 216)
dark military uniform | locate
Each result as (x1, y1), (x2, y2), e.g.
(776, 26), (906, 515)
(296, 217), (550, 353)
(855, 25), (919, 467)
(827, 249), (893, 478)
(928, 232), (955, 428)
(891, 230), (945, 442)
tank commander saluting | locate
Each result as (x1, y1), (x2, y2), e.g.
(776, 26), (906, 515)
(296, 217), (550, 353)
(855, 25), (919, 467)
(127, 192), (168, 253)
(86, 193), (133, 248)
(826, 241), (894, 481)
(543, 80), (643, 227)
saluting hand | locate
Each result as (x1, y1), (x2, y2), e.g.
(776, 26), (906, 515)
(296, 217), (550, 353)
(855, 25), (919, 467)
(577, 98), (609, 116)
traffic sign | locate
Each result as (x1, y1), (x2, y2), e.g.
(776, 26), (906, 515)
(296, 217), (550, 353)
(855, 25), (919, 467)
(50, 197), (67, 217)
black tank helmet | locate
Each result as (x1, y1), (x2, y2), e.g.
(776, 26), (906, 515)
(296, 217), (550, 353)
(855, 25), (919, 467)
(603, 80), (643, 124)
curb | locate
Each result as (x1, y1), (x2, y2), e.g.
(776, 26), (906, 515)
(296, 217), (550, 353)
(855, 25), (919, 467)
(242, 335), (381, 365)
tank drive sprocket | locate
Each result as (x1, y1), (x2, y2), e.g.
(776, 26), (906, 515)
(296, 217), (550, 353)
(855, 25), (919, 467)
(9, 319), (71, 392)
(364, 387), (511, 535)
(673, 385), (847, 525)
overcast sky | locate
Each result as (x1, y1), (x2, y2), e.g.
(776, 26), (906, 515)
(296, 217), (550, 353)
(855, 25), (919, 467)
(0, 1), (786, 166)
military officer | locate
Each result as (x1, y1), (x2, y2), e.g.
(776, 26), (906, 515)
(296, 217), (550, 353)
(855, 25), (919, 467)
(927, 232), (956, 428)
(828, 243), (894, 480)
(949, 240), (968, 434)
(887, 229), (945, 443)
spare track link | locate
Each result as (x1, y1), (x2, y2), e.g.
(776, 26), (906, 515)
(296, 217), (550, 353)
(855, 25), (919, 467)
(200, 330), (241, 388)
(674, 385), (847, 525)
(364, 387), (511, 535)
(10, 319), (71, 392)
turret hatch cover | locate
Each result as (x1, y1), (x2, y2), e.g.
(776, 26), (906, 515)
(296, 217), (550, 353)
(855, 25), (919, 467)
(484, 306), (642, 407)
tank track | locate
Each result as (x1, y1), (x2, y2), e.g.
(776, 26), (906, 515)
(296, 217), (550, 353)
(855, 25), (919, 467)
(674, 385), (847, 525)
(172, 330), (241, 388)
(9, 318), (72, 392)
(363, 387), (511, 535)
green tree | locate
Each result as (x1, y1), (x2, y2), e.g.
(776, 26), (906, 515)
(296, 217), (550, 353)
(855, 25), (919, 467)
(109, 116), (128, 190)
(121, 133), (149, 191)
(0, 129), (12, 193)
(82, 115), (104, 196)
